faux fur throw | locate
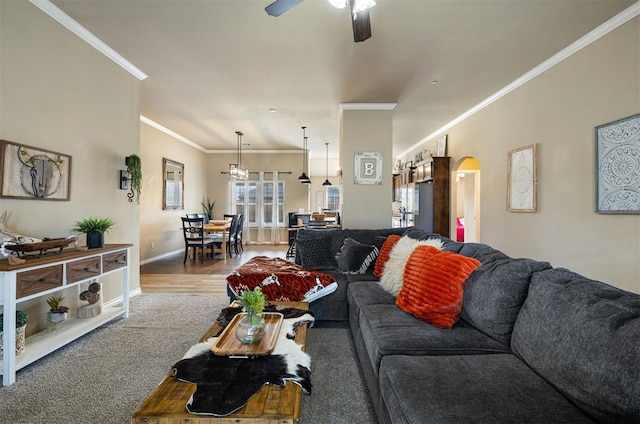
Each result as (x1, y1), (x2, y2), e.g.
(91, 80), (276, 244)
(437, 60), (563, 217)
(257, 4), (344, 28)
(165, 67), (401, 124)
(171, 307), (315, 416)
(227, 256), (338, 303)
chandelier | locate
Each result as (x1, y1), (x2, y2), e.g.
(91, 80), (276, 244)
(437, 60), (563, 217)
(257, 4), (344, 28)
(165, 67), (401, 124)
(229, 131), (249, 180)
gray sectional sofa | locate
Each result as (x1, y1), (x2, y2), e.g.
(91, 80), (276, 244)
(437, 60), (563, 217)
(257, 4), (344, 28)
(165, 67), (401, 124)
(294, 227), (640, 424)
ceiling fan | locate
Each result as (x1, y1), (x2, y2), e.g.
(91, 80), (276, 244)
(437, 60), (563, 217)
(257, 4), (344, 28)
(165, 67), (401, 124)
(265, 0), (374, 43)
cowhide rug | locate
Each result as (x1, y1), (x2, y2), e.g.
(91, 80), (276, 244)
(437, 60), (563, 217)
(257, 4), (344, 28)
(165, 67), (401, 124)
(171, 307), (315, 416)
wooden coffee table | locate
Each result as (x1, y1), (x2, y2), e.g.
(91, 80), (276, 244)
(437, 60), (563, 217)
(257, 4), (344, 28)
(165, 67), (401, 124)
(131, 301), (309, 424)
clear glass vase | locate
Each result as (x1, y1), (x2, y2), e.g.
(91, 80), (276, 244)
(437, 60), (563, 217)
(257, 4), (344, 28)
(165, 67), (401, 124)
(235, 309), (266, 344)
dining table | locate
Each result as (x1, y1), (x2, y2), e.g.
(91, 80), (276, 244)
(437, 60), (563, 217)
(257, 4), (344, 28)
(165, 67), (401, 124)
(204, 221), (232, 260)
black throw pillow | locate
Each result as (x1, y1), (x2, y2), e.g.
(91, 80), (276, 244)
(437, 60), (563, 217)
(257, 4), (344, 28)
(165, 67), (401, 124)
(336, 238), (379, 275)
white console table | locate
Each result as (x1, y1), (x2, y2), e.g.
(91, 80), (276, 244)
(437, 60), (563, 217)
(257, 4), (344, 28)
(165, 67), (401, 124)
(0, 244), (132, 386)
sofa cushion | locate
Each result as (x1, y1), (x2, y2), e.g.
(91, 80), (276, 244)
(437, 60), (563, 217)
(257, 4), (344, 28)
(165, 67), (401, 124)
(458, 242), (509, 264)
(396, 246), (481, 329)
(307, 269), (349, 321)
(460, 257), (552, 346)
(347, 281), (396, 327)
(379, 354), (595, 424)
(373, 234), (401, 277)
(336, 238), (379, 275)
(358, 304), (510, 376)
(511, 268), (640, 423)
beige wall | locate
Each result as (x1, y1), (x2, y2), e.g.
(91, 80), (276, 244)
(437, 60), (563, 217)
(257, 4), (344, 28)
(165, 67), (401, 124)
(1, 1), (141, 332)
(139, 124), (208, 261)
(341, 109), (394, 228)
(401, 18), (640, 293)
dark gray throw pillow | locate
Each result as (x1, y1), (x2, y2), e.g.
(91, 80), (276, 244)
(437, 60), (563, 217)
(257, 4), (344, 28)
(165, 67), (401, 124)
(336, 238), (379, 275)
(296, 236), (338, 270)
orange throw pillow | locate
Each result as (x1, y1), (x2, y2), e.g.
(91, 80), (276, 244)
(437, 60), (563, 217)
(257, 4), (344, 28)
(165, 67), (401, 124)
(373, 234), (401, 277)
(396, 245), (481, 329)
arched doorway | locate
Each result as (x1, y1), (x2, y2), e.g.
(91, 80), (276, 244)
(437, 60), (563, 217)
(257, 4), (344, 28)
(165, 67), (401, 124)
(453, 157), (480, 242)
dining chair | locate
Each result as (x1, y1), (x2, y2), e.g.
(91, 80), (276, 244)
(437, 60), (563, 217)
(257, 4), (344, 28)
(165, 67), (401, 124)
(181, 217), (216, 264)
(209, 214), (238, 258)
(233, 214), (244, 254)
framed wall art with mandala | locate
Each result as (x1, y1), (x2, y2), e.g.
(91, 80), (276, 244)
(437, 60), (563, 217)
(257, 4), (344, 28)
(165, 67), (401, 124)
(507, 144), (537, 212)
(0, 140), (71, 201)
(595, 113), (640, 213)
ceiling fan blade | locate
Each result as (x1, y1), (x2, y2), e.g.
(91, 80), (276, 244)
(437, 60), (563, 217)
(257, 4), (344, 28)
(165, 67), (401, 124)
(265, 0), (304, 17)
(351, 9), (372, 42)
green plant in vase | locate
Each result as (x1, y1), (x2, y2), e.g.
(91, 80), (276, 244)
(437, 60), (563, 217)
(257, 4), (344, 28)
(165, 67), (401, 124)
(236, 287), (266, 344)
(73, 217), (115, 249)
(201, 197), (216, 220)
(0, 310), (29, 357)
(125, 154), (142, 204)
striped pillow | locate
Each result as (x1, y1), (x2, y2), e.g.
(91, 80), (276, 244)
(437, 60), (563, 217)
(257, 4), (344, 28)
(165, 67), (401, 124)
(396, 245), (481, 329)
(373, 234), (401, 277)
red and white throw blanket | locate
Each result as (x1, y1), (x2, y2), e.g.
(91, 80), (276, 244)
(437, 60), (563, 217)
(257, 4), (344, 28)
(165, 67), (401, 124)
(226, 256), (338, 302)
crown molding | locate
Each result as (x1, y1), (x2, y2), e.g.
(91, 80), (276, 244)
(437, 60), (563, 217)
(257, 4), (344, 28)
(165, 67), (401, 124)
(141, 116), (304, 154)
(140, 116), (207, 152)
(208, 150), (303, 154)
(29, 0), (148, 81)
(397, 1), (640, 159)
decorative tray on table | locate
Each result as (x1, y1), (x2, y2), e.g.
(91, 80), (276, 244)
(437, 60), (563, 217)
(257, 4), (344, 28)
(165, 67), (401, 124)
(212, 312), (284, 357)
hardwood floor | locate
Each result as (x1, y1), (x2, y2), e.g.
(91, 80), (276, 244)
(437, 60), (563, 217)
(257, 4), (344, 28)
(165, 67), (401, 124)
(139, 244), (289, 295)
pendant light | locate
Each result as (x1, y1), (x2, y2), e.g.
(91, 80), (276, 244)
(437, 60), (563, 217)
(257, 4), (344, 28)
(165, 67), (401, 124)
(229, 131), (249, 180)
(298, 126), (310, 183)
(322, 142), (332, 186)
(302, 137), (311, 184)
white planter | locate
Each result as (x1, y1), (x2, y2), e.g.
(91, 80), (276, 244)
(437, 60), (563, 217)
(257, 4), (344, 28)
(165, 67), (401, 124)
(0, 324), (27, 359)
(49, 312), (68, 323)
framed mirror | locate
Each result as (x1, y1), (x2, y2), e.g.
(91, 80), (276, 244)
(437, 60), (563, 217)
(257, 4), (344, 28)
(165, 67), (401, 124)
(163, 158), (184, 210)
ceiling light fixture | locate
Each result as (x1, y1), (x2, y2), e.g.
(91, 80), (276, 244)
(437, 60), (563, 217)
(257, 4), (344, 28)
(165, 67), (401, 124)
(298, 127), (310, 183)
(302, 137), (311, 184)
(229, 131), (249, 180)
(322, 142), (332, 186)
(352, 0), (375, 15)
(328, 0), (347, 8)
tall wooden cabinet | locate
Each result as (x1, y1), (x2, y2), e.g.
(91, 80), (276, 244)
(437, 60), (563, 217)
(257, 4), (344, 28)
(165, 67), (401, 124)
(413, 157), (450, 237)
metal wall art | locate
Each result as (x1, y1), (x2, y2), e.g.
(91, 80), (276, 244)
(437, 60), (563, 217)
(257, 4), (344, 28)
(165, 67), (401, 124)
(0, 140), (71, 201)
(354, 152), (383, 185)
(507, 144), (537, 212)
(595, 113), (640, 213)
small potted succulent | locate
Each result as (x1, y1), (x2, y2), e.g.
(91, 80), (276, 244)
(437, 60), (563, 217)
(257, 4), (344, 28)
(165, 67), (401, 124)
(0, 310), (29, 358)
(235, 287), (266, 344)
(73, 217), (115, 248)
(46, 295), (69, 324)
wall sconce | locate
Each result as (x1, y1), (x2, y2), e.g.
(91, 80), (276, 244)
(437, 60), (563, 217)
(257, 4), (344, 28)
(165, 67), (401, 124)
(119, 154), (142, 203)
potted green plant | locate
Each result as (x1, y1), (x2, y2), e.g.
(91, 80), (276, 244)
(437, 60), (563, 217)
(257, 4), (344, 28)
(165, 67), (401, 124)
(73, 217), (115, 248)
(201, 197), (216, 220)
(0, 310), (29, 358)
(235, 287), (266, 345)
(125, 154), (142, 204)
(46, 295), (69, 324)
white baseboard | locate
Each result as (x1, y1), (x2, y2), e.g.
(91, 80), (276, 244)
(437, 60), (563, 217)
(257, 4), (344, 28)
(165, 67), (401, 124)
(140, 249), (182, 265)
(104, 287), (142, 309)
